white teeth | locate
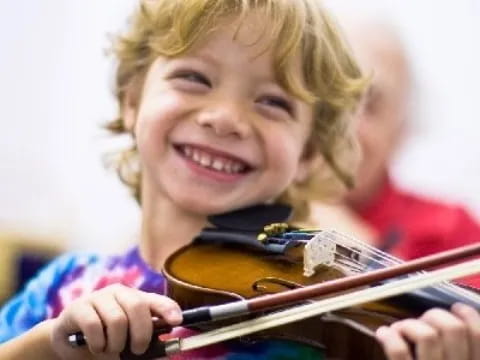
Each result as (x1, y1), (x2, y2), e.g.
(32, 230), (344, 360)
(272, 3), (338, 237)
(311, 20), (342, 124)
(212, 159), (224, 171)
(232, 163), (243, 173)
(192, 150), (200, 162)
(181, 145), (246, 174)
(184, 146), (193, 157)
(200, 154), (211, 167)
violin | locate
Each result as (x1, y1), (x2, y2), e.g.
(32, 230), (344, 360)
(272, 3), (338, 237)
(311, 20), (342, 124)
(157, 207), (480, 359)
(69, 204), (480, 359)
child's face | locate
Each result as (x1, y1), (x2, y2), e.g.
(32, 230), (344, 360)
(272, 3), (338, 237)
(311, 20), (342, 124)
(125, 16), (315, 216)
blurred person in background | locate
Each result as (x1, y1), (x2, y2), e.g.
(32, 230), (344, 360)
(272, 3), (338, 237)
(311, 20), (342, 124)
(311, 18), (480, 289)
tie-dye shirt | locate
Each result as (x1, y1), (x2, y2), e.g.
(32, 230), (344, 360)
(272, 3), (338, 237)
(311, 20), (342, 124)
(0, 247), (324, 359)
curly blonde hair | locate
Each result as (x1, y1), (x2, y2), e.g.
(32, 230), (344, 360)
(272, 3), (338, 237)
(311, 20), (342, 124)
(106, 0), (367, 222)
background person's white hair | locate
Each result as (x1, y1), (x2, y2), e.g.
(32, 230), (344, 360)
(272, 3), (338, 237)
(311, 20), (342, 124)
(323, 0), (422, 136)
(322, 0), (480, 216)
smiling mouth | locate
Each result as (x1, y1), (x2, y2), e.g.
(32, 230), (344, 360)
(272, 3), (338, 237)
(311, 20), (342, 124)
(175, 144), (251, 175)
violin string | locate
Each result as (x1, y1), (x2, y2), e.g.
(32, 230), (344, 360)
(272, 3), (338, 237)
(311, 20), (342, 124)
(328, 232), (474, 295)
(447, 283), (480, 303)
(334, 246), (389, 269)
(309, 230), (473, 304)
(309, 231), (480, 305)
(338, 239), (480, 304)
(334, 257), (365, 273)
(174, 259), (480, 354)
(320, 230), (480, 304)
(295, 237), (382, 271)
(300, 230), (480, 304)
(330, 237), (394, 269)
(329, 230), (400, 266)
(317, 230), (397, 269)
(330, 230), (398, 263)
(301, 231), (396, 269)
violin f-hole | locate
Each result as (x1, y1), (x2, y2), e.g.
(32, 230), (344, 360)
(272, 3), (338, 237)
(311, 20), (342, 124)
(252, 277), (303, 294)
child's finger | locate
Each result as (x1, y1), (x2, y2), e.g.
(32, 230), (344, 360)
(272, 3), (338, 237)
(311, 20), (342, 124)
(420, 307), (468, 360)
(451, 302), (480, 359)
(91, 295), (128, 354)
(114, 288), (153, 355)
(390, 319), (442, 360)
(144, 292), (182, 325)
(70, 302), (106, 354)
(375, 325), (413, 360)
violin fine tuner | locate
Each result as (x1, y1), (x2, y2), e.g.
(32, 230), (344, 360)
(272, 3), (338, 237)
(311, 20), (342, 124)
(257, 222), (290, 242)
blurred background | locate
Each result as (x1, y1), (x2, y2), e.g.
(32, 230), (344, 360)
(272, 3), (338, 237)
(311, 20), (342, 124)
(1, 0), (480, 298)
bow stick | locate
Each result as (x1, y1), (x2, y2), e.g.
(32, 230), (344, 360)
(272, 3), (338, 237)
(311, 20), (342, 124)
(166, 257), (480, 356)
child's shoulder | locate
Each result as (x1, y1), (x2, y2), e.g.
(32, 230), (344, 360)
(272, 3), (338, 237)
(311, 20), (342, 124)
(0, 247), (149, 343)
(45, 250), (102, 274)
(0, 251), (99, 342)
(50, 246), (165, 314)
(0, 251), (106, 317)
(38, 245), (144, 284)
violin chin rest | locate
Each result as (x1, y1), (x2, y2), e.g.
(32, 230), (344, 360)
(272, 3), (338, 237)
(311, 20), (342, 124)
(207, 204), (292, 231)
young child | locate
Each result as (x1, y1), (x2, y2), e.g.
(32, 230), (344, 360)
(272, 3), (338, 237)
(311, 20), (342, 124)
(0, 1), (478, 359)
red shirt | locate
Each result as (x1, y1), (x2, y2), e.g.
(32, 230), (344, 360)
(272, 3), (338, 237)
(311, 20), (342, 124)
(358, 179), (480, 289)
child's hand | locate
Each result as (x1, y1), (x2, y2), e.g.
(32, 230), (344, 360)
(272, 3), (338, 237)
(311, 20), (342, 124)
(376, 303), (480, 360)
(49, 284), (182, 360)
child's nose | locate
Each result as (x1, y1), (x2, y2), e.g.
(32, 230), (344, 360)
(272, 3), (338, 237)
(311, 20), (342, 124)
(195, 103), (251, 139)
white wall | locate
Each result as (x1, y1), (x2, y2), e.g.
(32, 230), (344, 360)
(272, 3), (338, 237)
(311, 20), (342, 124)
(0, 1), (140, 253)
(1, 1), (480, 253)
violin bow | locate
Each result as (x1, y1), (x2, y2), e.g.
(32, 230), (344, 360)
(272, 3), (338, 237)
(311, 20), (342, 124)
(152, 258), (480, 357)
(116, 241), (480, 359)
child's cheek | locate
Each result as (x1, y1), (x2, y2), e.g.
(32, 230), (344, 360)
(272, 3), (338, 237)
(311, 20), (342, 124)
(137, 92), (190, 141)
(271, 133), (304, 165)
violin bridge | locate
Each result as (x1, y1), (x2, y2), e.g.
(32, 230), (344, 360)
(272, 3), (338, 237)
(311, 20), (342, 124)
(303, 232), (336, 277)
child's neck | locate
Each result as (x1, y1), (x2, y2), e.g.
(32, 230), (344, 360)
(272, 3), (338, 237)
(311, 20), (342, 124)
(138, 190), (207, 271)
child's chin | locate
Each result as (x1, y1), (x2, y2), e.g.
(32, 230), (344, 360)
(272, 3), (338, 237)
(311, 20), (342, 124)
(177, 199), (230, 216)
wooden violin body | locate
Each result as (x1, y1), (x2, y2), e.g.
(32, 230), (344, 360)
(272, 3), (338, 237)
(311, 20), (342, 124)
(164, 240), (417, 360)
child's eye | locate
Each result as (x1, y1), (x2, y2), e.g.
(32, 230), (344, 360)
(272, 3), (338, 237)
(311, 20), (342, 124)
(173, 70), (211, 87)
(259, 95), (293, 115)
